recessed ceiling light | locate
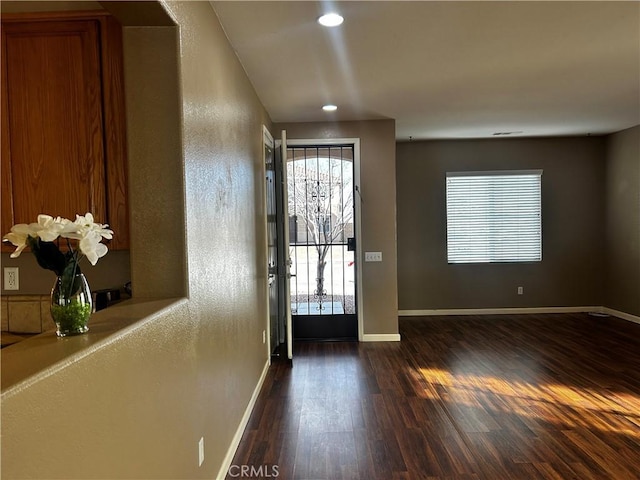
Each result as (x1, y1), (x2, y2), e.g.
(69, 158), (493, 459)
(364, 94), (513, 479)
(318, 13), (344, 27)
(322, 104), (338, 112)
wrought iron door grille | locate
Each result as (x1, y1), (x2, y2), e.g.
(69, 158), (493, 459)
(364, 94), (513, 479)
(287, 146), (355, 316)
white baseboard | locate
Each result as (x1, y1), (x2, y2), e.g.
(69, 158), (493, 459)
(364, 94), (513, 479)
(399, 306), (599, 316)
(603, 307), (640, 325)
(216, 359), (270, 480)
(399, 306), (640, 325)
(362, 333), (401, 342)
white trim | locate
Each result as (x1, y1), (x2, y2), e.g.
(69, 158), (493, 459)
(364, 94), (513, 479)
(353, 140), (364, 342)
(262, 125), (273, 362)
(263, 125), (274, 148)
(281, 131), (293, 361)
(362, 333), (401, 342)
(216, 360), (270, 480)
(286, 137), (364, 342)
(287, 138), (358, 146)
(399, 306), (601, 316)
(399, 306), (640, 325)
(603, 307), (640, 325)
(446, 169), (543, 177)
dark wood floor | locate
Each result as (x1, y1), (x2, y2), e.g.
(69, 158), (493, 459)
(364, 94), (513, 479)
(228, 313), (640, 479)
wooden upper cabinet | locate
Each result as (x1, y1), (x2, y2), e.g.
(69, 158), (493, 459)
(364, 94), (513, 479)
(1, 12), (129, 250)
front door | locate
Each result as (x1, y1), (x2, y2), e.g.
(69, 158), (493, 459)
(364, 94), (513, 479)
(264, 127), (280, 357)
(275, 131), (294, 360)
(265, 128), (294, 361)
(286, 143), (358, 341)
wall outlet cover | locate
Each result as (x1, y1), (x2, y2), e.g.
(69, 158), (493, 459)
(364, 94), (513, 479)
(4, 267), (19, 290)
(198, 437), (204, 466)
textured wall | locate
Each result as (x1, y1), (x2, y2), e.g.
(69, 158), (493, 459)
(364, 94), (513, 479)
(396, 136), (607, 310)
(275, 120), (398, 336)
(1, 2), (271, 479)
(605, 126), (640, 316)
(1, 250), (131, 296)
(122, 26), (186, 299)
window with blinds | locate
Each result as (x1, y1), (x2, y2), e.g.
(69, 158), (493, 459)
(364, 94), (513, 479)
(446, 170), (542, 264)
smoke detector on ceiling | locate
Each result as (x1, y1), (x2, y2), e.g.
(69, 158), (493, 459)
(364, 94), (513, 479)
(493, 131), (523, 136)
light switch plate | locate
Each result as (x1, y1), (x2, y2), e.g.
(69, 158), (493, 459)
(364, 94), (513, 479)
(364, 252), (382, 262)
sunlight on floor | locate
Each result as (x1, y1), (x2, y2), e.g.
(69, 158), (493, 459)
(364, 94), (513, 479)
(417, 367), (640, 438)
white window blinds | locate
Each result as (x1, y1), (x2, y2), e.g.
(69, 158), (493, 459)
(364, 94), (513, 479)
(446, 170), (542, 264)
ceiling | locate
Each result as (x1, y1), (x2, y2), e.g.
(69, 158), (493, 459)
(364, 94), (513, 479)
(212, 1), (640, 140)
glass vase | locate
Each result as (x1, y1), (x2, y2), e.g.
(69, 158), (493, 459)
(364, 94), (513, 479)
(50, 273), (92, 337)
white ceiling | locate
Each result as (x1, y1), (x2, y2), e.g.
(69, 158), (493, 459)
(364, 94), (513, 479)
(212, 1), (640, 140)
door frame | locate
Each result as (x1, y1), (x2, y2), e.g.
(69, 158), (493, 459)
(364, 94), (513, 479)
(262, 125), (275, 362)
(265, 126), (295, 361)
(275, 131), (294, 360)
(285, 138), (364, 342)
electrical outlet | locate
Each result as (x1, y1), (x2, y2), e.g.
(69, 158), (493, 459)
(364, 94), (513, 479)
(364, 251), (382, 262)
(517, 286), (523, 295)
(198, 437), (205, 467)
(4, 267), (19, 290)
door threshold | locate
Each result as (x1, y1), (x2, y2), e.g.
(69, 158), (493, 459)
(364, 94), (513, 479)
(294, 337), (358, 342)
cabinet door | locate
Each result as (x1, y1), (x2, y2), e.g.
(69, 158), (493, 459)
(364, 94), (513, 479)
(1, 20), (106, 240)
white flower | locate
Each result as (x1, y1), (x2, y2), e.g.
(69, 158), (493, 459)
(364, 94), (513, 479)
(33, 214), (65, 242)
(3, 212), (114, 268)
(64, 213), (113, 241)
(63, 213), (113, 265)
(79, 232), (109, 266)
(3, 215), (71, 257)
(2, 215), (67, 257)
(2, 223), (37, 258)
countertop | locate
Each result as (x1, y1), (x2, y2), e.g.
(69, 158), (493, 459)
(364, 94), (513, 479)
(1, 332), (36, 349)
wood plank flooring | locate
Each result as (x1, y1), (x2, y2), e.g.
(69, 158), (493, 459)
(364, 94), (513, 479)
(228, 313), (640, 479)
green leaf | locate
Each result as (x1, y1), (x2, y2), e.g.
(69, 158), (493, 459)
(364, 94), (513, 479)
(60, 253), (83, 298)
(28, 236), (66, 276)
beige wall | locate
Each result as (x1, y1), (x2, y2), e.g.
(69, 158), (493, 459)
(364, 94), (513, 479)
(605, 126), (640, 316)
(2, 2), (272, 479)
(122, 25), (186, 299)
(1, 251), (131, 296)
(396, 136), (607, 310)
(276, 120), (399, 336)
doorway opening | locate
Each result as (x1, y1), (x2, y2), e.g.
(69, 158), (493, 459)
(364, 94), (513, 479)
(286, 144), (358, 341)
